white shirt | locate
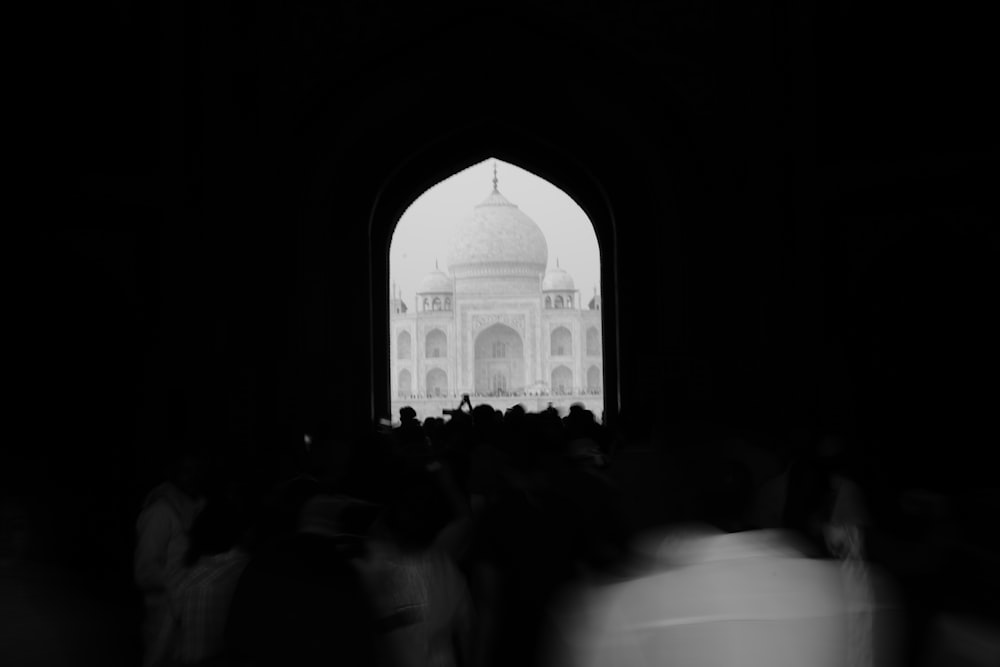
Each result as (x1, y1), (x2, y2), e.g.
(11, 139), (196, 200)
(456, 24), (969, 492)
(549, 529), (895, 667)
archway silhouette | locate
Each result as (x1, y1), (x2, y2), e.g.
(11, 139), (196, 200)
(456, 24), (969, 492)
(370, 125), (621, 424)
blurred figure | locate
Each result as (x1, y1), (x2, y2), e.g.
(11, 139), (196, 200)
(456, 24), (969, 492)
(546, 456), (901, 667)
(225, 493), (380, 667)
(170, 497), (249, 666)
(360, 464), (474, 667)
(134, 451), (208, 667)
(784, 432), (870, 557)
(564, 405), (607, 469)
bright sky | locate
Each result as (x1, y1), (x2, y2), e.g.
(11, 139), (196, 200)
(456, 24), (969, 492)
(389, 158), (601, 307)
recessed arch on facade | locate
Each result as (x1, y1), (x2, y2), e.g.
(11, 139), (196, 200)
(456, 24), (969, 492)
(425, 328), (447, 358)
(587, 365), (601, 393)
(586, 326), (600, 356)
(398, 369), (412, 398)
(397, 330), (411, 359)
(474, 323), (524, 395)
(551, 326), (572, 356)
(552, 365), (573, 394)
(426, 368), (447, 397)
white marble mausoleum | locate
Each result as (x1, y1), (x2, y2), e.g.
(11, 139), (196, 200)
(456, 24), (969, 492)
(390, 172), (604, 421)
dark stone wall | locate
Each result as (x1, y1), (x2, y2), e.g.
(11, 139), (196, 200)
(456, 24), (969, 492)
(11, 0), (998, 590)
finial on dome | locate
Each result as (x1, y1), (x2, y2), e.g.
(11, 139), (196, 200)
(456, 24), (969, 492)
(435, 258), (439, 270)
(492, 162), (498, 192)
(556, 257), (560, 269)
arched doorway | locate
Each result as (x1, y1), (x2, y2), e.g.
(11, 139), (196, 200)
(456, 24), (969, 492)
(474, 323), (524, 395)
(425, 328), (447, 359)
(552, 365), (573, 395)
(586, 326), (600, 356)
(398, 369), (412, 398)
(374, 145), (622, 426)
(551, 326), (572, 356)
(397, 330), (411, 359)
(426, 368), (447, 397)
(587, 365), (600, 393)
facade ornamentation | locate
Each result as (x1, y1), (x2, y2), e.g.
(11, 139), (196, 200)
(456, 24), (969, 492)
(471, 313), (525, 335)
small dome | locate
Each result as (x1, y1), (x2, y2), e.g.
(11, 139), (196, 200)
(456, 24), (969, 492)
(417, 269), (453, 294)
(542, 266), (575, 291)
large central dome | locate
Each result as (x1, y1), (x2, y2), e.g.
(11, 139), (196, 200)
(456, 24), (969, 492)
(447, 187), (549, 280)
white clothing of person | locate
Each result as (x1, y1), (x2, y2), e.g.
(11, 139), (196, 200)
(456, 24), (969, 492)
(134, 481), (205, 667)
(359, 537), (473, 667)
(548, 527), (898, 667)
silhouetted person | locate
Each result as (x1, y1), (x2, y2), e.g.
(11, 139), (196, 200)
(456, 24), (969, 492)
(134, 451), (209, 667)
(360, 465), (474, 667)
(467, 404), (507, 512)
(564, 405), (607, 469)
(468, 410), (628, 667)
(784, 432), (870, 557)
(396, 406), (430, 457)
(225, 494), (380, 667)
(171, 498), (249, 666)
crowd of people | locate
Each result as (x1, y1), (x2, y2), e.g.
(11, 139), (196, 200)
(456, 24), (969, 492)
(118, 400), (999, 667)
(396, 388), (603, 401)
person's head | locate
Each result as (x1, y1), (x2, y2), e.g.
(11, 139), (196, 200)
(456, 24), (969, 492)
(565, 405), (598, 441)
(379, 471), (450, 551)
(472, 404), (498, 436)
(505, 404), (526, 422)
(399, 406), (417, 423)
(167, 450), (209, 499)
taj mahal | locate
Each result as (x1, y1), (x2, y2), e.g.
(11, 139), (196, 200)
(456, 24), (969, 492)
(390, 169), (604, 421)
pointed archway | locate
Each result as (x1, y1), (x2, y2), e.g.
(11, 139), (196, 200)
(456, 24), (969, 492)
(370, 127), (623, 425)
(474, 323), (525, 395)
